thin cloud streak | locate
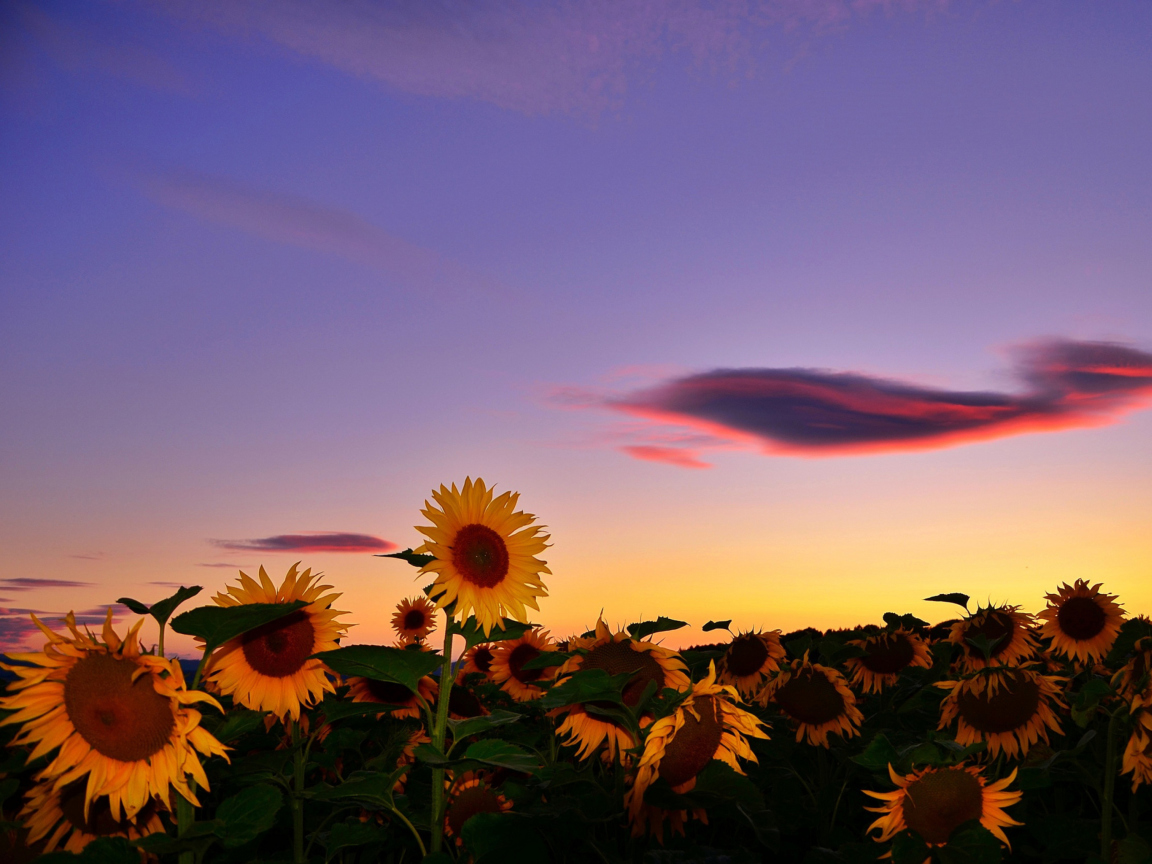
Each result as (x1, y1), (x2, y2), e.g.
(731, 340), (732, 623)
(211, 532), (397, 554)
(0, 578), (94, 592)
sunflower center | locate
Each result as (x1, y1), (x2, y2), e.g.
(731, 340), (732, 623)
(63, 653), (175, 763)
(861, 634), (915, 675)
(471, 647), (494, 672)
(59, 778), (157, 837)
(447, 784), (503, 836)
(451, 524), (509, 588)
(963, 612), (1015, 659)
(901, 768), (984, 844)
(956, 671), (1041, 734)
(403, 609), (428, 631)
(508, 643), (544, 684)
(364, 679), (416, 705)
(449, 685), (485, 718)
(773, 668), (845, 726)
(658, 696), (724, 789)
(583, 641), (666, 707)
(241, 610), (316, 678)
(1056, 596), (1106, 641)
(726, 636), (770, 678)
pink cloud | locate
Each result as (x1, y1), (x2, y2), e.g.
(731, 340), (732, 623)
(210, 532), (397, 554)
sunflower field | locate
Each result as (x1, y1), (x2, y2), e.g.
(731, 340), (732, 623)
(2, 479), (1152, 864)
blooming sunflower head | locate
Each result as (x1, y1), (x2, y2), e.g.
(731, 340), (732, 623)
(1113, 634), (1152, 701)
(948, 604), (1038, 672)
(489, 628), (558, 701)
(845, 629), (933, 694)
(937, 667), (1065, 759)
(346, 674), (437, 720)
(416, 478), (550, 636)
(757, 655), (863, 747)
(443, 772), (512, 846)
(1037, 579), (1124, 664)
(203, 563), (348, 722)
(0, 609), (228, 823)
(716, 630), (785, 697)
(1122, 709), (1152, 791)
(462, 643), (496, 678)
(865, 763), (1022, 850)
(391, 596), (437, 644)
(17, 776), (165, 855)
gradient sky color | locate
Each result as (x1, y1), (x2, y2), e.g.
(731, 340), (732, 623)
(2, 0), (1150, 657)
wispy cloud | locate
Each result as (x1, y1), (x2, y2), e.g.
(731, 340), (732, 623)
(0, 577), (94, 592)
(551, 339), (1152, 467)
(69, 552), (105, 561)
(210, 532), (396, 554)
(195, 563), (248, 569)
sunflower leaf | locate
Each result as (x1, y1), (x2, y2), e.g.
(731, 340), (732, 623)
(461, 812), (550, 864)
(850, 732), (900, 773)
(171, 600), (308, 656)
(963, 632), (1005, 661)
(519, 651), (569, 671)
(314, 644), (443, 692)
(324, 820), (387, 855)
(461, 739), (539, 773)
(890, 830), (931, 864)
(117, 597), (151, 615)
(414, 742), (452, 765)
(702, 620), (732, 632)
(450, 617), (535, 649)
(447, 709), (523, 740)
(377, 548), (435, 568)
(43, 836), (156, 863)
(935, 821), (1002, 864)
(1107, 617), (1152, 665)
(537, 668), (632, 710)
(626, 617), (688, 640)
(208, 708), (266, 743)
(214, 783), (283, 848)
(924, 593), (970, 611)
(311, 768), (407, 808)
(146, 586), (203, 628)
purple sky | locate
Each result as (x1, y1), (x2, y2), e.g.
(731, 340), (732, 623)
(2, 1), (1150, 653)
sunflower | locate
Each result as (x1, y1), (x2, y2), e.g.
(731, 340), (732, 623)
(865, 763), (1022, 854)
(489, 629), (558, 701)
(948, 605), (1038, 673)
(1113, 634), (1152, 700)
(393, 728), (431, 794)
(1037, 580), (1124, 664)
(845, 629), (933, 694)
(626, 662), (768, 841)
(1122, 709), (1152, 791)
(203, 564), (348, 722)
(716, 630), (785, 697)
(18, 777), (165, 854)
(554, 619), (690, 761)
(391, 596), (438, 644)
(937, 668), (1065, 759)
(443, 772), (512, 846)
(416, 478), (550, 635)
(448, 670), (490, 719)
(0, 610), (227, 822)
(462, 643), (496, 678)
(347, 675), (437, 720)
(757, 656), (863, 747)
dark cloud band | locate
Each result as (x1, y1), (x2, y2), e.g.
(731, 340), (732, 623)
(211, 533), (396, 553)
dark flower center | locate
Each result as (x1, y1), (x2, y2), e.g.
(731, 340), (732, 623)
(447, 784), (503, 836)
(583, 641), (666, 707)
(403, 609), (429, 631)
(726, 636), (770, 678)
(451, 524), (509, 588)
(901, 768), (984, 844)
(470, 647), (494, 672)
(241, 610), (316, 678)
(773, 668), (845, 726)
(658, 696), (724, 788)
(64, 654), (175, 762)
(1056, 596), (1106, 641)
(963, 612), (1016, 659)
(449, 685), (485, 718)
(956, 671), (1041, 734)
(508, 643), (544, 684)
(364, 679), (417, 705)
(861, 634), (915, 675)
(60, 778), (157, 837)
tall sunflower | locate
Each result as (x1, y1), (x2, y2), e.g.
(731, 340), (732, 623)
(0, 610), (227, 822)
(1122, 709), (1152, 791)
(443, 772), (512, 846)
(392, 596), (438, 644)
(845, 629), (933, 694)
(1037, 580), (1124, 664)
(716, 630), (785, 697)
(347, 675), (437, 720)
(462, 644), (496, 678)
(554, 619), (690, 761)
(18, 777), (165, 854)
(626, 662), (768, 841)
(865, 764), (1022, 853)
(948, 605), (1038, 673)
(448, 670), (489, 719)
(757, 656), (863, 747)
(416, 478), (550, 635)
(203, 564), (348, 722)
(489, 629), (558, 702)
(937, 668), (1065, 759)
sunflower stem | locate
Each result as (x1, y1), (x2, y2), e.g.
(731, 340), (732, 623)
(1100, 705), (1120, 861)
(292, 719), (306, 864)
(176, 791), (195, 864)
(430, 618), (455, 853)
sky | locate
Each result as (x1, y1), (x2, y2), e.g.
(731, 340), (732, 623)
(1, 0), (1150, 658)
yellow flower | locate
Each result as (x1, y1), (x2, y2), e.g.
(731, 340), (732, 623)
(845, 629), (933, 694)
(937, 668), (1065, 759)
(757, 656), (863, 747)
(1037, 580), (1124, 664)
(1121, 709), (1152, 791)
(416, 478), (550, 635)
(865, 763), (1022, 853)
(203, 564), (348, 722)
(461, 643), (496, 678)
(947, 605), (1038, 673)
(0, 610), (227, 822)
(716, 630), (785, 697)
(489, 629), (558, 701)
(346, 675), (437, 720)
(443, 772), (512, 846)
(391, 596), (438, 644)
(18, 777), (165, 854)
(1113, 633), (1152, 700)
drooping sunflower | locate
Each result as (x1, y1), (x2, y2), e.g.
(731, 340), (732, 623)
(391, 596), (438, 644)
(18, 777), (165, 854)
(347, 675), (437, 720)
(757, 656), (863, 747)
(948, 605), (1038, 673)
(1113, 634), (1152, 700)
(443, 772), (512, 846)
(626, 662), (768, 842)
(716, 630), (785, 697)
(416, 478), (550, 635)
(845, 629), (933, 694)
(203, 564), (348, 722)
(554, 619), (691, 761)
(1122, 709), (1152, 791)
(0, 610), (228, 821)
(462, 643), (496, 678)
(937, 668), (1065, 759)
(865, 763), (1022, 853)
(489, 629), (558, 701)
(1037, 580), (1124, 664)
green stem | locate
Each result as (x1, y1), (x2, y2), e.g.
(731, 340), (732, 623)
(429, 620), (456, 854)
(391, 807), (429, 858)
(158, 622), (166, 659)
(1100, 705), (1121, 861)
(176, 790), (195, 864)
(293, 720), (306, 864)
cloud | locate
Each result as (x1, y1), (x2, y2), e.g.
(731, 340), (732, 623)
(211, 532), (397, 554)
(69, 552), (104, 560)
(557, 339), (1152, 466)
(194, 563), (248, 569)
(143, 170), (497, 296)
(0, 578), (94, 592)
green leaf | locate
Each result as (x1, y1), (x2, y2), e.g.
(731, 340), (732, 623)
(537, 668), (632, 710)
(964, 632), (1005, 662)
(0, 777), (18, 807)
(214, 783), (283, 848)
(41, 837), (143, 863)
(785, 633), (813, 660)
(170, 600), (307, 654)
(320, 700), (406, 723)
(519, 651), (569, 671)
(447, 709), (522, 740)
(325, 820), (386, 856)
(925, 593), (970, 611)
(117, 597), (151, 615)
(414, 743), (452, 765)
(449, 616), (534, 648)
(460, 812), (549, 864)
(627, 617), (688, 640)
(312, 768), (406, 809)
(1115, 834), (1152, 864)
(147, 586), (203, 628)
(851, 733), (899, 773)
(210, 708), (266, 743)
(314, 644), (443, 692)
(935, 821), (1002, 864)
(702, 620), (732, 632)
(890, 830), (931, 864)
(461, 739), (539, 773)
(1108, 617), (1152, 664)
(377, 548), (435, 568)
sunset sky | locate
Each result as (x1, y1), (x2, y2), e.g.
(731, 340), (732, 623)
(2, 0), (1150, 658)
